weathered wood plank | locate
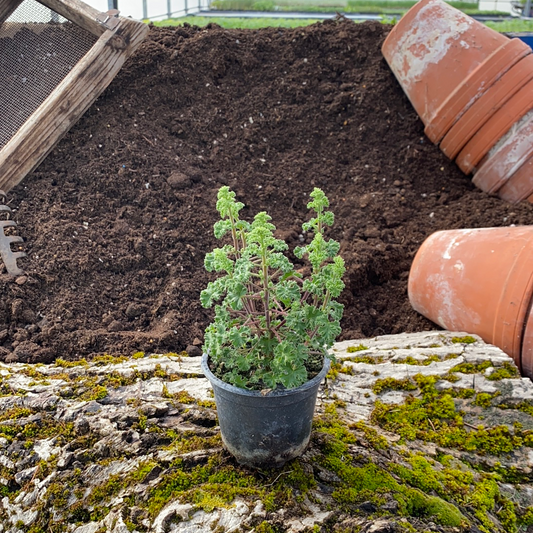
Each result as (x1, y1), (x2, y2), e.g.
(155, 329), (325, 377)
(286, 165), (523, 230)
(37, 0), (106, 36)
(0, 17), (149, 193)
(0, 0), (23, 25)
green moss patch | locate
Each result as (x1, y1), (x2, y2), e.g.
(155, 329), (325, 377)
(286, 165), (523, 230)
(346, 344), (369, 353)
(347, 355), (383, 364)
(451, 336), (477, 344)
(372, 377), (418, 395)
(0, 407), (75, 445)
(450, 360), (492, 374)
(313, 405), (466, 527)
(393, 355), (441, 366)
(370, 374), (533, 454)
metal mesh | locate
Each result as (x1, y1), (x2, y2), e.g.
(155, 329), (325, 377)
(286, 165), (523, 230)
(0, 0), (98, 149)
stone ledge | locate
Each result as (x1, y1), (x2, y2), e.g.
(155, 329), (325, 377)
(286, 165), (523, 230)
(0, 331), (531, 533)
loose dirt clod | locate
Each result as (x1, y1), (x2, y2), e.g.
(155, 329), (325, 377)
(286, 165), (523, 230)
(2, 19), (533, 364)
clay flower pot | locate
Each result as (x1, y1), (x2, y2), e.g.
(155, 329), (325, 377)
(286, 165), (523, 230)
(408, 226), (533, 370)
(456, 79), (533, 174)
(440, 54), (533, 160)
(382, 0), (512, 141)
(521, 307), (533, 378)
(424, 38), (531, 144)
(473, 111), (533, 194)
(497, 153), (533, 203)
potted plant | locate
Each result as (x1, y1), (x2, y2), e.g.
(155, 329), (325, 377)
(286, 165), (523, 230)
(200, 186), (345, 468)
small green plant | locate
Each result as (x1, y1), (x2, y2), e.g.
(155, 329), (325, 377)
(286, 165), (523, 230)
(201, 186), (345, 390)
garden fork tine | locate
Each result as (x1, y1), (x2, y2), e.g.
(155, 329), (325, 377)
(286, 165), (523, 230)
(0, 221), (25, 276)
(0, 191), (25, 276)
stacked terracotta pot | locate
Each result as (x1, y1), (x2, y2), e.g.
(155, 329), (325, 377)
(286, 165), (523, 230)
(382, 0), (533, 204)
(408, 227), (533, 378)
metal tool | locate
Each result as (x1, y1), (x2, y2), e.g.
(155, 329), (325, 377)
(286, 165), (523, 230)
(0, 191), (25, 276)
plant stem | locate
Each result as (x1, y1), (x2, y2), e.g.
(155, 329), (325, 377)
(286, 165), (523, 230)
(321, 290), (331, 311)
(262, 244), (271, 333)
(229, 212), (240, 255)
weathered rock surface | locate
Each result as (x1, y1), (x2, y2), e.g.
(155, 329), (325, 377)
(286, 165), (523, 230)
(0, 332), (532, 532)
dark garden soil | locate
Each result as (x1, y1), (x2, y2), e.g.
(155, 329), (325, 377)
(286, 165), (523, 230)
(2, 18), (533, 364)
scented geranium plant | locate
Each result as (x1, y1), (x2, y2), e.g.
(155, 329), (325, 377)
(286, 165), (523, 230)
(201, 186), (345, 391)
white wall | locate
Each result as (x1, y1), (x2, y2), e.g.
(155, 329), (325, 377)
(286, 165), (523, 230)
(82, 0), (205, 20)
(478, 0), (515, 14)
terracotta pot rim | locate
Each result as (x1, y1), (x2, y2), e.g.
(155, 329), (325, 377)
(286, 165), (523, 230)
(440, 53), (533, 160)
(473, 110), (533, 194)
(520, 298), (533, 378)
(492, 235), (533, 367)
(425, 38), (531, 144)
(457, 78), (533, 174)
(497, 153), (533, 203)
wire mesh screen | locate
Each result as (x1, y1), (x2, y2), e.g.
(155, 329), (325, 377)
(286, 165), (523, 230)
(0, 0), (98, 149)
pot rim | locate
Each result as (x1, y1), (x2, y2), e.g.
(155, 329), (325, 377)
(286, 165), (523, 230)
(201, 352), (331, 398)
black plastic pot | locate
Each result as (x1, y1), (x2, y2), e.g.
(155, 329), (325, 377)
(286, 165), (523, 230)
(201, 353), (330, 468)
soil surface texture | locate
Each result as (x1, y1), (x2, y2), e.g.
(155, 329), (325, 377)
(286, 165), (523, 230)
(3, 18), (533, 364)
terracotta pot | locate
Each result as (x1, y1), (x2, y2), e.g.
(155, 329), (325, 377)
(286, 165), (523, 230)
(473, 110), (533, 194)
(497, 152), (533, 203)
(456, 78), (533, 174)
(408, 227), (533, 369)
(425, 38), (531, 144)
(440, 54), (533, 160)
(382, 0), (509, 132)
(521, 305), (533, 378)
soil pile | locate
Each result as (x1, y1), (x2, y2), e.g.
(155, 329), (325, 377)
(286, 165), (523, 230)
(3, 18), (533, 363)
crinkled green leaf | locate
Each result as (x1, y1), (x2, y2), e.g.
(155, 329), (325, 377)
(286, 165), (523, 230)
(211, 247), (234, 273)
(325, 257), (346, 297)
(227, 372), (248, 389)
(307, 187), (329, 211)
(302, 220), (313, 233)
(322, 211), (334, 227)
(200, 278), (227, 308)
(275, 280), (301, 306)
(214, 219), (233, 239)
(232, 326), (252, 347)
(272, 359), (308, 389)
(216, 186), (244, 220)
(293, 246), (305, 259)
(329, 301), (344, 321)
(325, 238), (340, 258)
(269, 252), (293, 273)
(233, 257), (253, 283)
(225, 281), (247, 310)
(204, 251), (216, 272)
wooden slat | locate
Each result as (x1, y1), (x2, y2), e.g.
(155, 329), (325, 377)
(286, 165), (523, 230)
(37, 0), (106, 36)
(0, 17), (149, 193)
(0, 0), (23, 25)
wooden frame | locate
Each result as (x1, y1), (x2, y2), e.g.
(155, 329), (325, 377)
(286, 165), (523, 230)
(0, 0), (149, 192)
(0, 0), (22, 25)
(38, 0), (107, 36)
